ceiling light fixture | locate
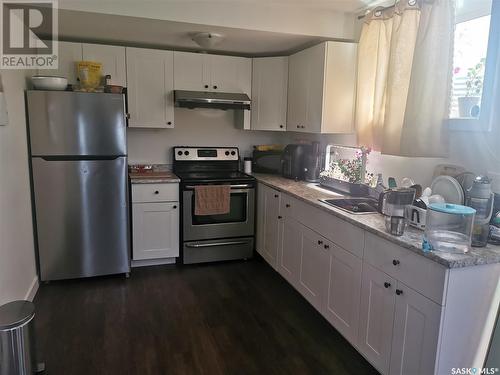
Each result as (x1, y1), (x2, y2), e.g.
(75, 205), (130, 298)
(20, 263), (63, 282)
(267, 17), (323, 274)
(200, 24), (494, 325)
(191, 32), (225, 49)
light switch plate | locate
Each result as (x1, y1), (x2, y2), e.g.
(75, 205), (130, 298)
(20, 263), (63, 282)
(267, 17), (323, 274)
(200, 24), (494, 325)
(0, 92), (8, 126)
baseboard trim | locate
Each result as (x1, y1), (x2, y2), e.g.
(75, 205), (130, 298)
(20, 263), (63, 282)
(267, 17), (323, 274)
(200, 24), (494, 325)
(24, 276), (39, 301)
(131, 257), (176, 268)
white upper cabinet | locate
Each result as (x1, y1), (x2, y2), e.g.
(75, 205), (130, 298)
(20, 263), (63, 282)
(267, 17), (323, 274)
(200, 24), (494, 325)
(251, 57), (288, 131)
(173, 51), (251, 94)
(126, 47), (174, 128)
(38, 41), (82, 84)
(287, 41), (357, 134)
(173, 51), (210, 91)
(210, 54), (252, 93)
(82, 43), (126, 86)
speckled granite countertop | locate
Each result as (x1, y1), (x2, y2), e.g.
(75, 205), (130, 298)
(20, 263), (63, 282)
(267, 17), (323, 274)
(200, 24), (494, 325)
(129, 164), (179, 184)
(254, 173), (500, 269)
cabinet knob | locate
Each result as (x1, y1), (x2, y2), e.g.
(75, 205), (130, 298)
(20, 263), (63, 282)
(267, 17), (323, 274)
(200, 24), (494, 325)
(126, 113), (131, 119)
(213, 85), (218, 89)
(274, 194), (279, 198)
(296, 125), (300, 128)
(154, 191), (159, 194)
(173, 205), (177, 209)
(384, 282), (391, 288)
(278, 215), (282, 219)
(167, 121), (172, 125)
(317, 240), (323, 245)
(392, 259), (400, 266)
(204, 85), (209, 89)
(324, 244), (330, 249)
(396, 289), (403, 296)
(280, 125), (284, 128)
(301, 125), (306, 129)
(285, 204), (290, 208)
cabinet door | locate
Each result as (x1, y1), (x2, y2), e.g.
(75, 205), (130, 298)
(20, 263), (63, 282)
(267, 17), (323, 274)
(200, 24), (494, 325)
(37, 41), (82, 84)
(251, 57), (288, 131)
(297, 226), (329, 311)
(173, 51), (210, 91)
(323, 243), (362, 344)
(389, 283), (442, 375)
(82, 43), (126, 86)
(261, 187), (281, 268)
(256, 184), (267, 256)
(126, 47), (174, 128)
(277, 216), (301, 287)
(305, 43), (326, 133)
(132, 202), (179, 260)
(286, 50), (308, 132)
(209, 55), (252, 94)
(358, 263), (397, 375)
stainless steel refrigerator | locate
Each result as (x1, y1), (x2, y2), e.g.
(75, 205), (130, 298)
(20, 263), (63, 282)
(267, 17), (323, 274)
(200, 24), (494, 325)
(26, 90), (130, 281)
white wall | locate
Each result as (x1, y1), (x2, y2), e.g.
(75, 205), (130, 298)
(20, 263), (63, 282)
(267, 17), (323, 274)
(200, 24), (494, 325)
(0, 71), (38, 306)
(58, 0), (357, 40)
(128, 108), (287, 164)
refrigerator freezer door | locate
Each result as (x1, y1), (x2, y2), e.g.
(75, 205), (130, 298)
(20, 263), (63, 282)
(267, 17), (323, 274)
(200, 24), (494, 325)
(32, 157), (130, 281)
(27, 91), (126, 157)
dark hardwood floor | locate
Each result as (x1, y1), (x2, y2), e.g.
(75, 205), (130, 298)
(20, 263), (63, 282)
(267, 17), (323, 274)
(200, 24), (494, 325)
(34, 259), (379, 375)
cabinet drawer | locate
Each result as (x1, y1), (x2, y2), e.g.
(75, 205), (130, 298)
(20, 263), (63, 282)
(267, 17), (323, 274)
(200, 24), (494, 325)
(281, 194), (364, 258)
(132, 183), (179, 203)
(364, 233), (448, 305)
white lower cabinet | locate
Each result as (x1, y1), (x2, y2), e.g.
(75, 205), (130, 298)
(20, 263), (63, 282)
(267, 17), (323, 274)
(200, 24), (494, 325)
(255, 184), (281, 268)
(323, 243), (362, 345)
(357, 262), (442, 375)
(255, 182), (499, 375)
(358, 263), (397, 374)
(277, 216), (302, 287)
(131, 183), (179, 261)
(297, 225), (329, 311)
(389, 283), (442, 375)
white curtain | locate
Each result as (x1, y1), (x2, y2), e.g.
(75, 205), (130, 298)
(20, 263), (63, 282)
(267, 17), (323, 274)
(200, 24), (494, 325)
(356, 0), (455, 157)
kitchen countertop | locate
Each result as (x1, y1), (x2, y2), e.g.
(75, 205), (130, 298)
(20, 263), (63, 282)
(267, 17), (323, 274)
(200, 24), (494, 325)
(129, 164), (179, 184)
(254, 173), (500, 269)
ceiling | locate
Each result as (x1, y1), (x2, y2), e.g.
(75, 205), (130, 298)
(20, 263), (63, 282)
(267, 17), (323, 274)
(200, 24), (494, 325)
(55, 9), (354, 57)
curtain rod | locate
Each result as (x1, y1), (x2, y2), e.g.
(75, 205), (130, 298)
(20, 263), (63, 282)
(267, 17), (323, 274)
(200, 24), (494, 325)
(357, 3), (396, 20)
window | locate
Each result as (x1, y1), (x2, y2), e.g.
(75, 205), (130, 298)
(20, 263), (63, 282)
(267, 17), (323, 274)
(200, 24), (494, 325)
(449, 0), (499, 131)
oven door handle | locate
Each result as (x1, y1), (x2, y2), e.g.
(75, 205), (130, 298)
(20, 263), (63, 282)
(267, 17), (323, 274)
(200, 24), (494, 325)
(185, 240), (251, 248)
(184, 184), (254, 190)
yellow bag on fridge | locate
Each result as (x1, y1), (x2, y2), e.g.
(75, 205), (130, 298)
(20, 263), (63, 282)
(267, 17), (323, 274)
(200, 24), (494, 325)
(76, 61), (102, 90)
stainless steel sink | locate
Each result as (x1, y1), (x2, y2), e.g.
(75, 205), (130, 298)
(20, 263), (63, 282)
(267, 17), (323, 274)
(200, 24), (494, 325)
(319, 197), (379, 214)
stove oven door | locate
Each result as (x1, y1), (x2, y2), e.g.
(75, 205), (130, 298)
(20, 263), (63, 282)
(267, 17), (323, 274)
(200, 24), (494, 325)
(182, 183), (255, 241)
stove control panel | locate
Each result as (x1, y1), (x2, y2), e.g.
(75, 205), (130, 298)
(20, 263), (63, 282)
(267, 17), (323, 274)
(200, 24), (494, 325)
(174, 147), (239, 161)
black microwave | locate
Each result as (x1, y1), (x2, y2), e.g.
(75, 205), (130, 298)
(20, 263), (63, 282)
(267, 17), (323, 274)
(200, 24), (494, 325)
(252, 150), (283, 174)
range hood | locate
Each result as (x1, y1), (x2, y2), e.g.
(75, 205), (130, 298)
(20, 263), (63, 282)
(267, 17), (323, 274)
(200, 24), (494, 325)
(174, 90), (251, 110)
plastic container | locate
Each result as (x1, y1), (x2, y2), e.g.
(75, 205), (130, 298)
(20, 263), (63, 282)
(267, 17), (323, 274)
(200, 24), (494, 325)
(465, 176), (494, 247)
(424, 203), (476, 254)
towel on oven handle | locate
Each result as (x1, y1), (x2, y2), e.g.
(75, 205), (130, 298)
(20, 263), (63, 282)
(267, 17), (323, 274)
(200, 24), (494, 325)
(194, 185), (231, 216)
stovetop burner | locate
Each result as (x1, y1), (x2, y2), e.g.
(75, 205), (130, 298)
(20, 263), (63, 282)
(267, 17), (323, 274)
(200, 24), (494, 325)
(173, 146), (255, 185)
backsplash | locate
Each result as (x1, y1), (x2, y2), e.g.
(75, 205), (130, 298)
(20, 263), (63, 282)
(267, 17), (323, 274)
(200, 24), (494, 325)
(127, 108), (286, 164)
